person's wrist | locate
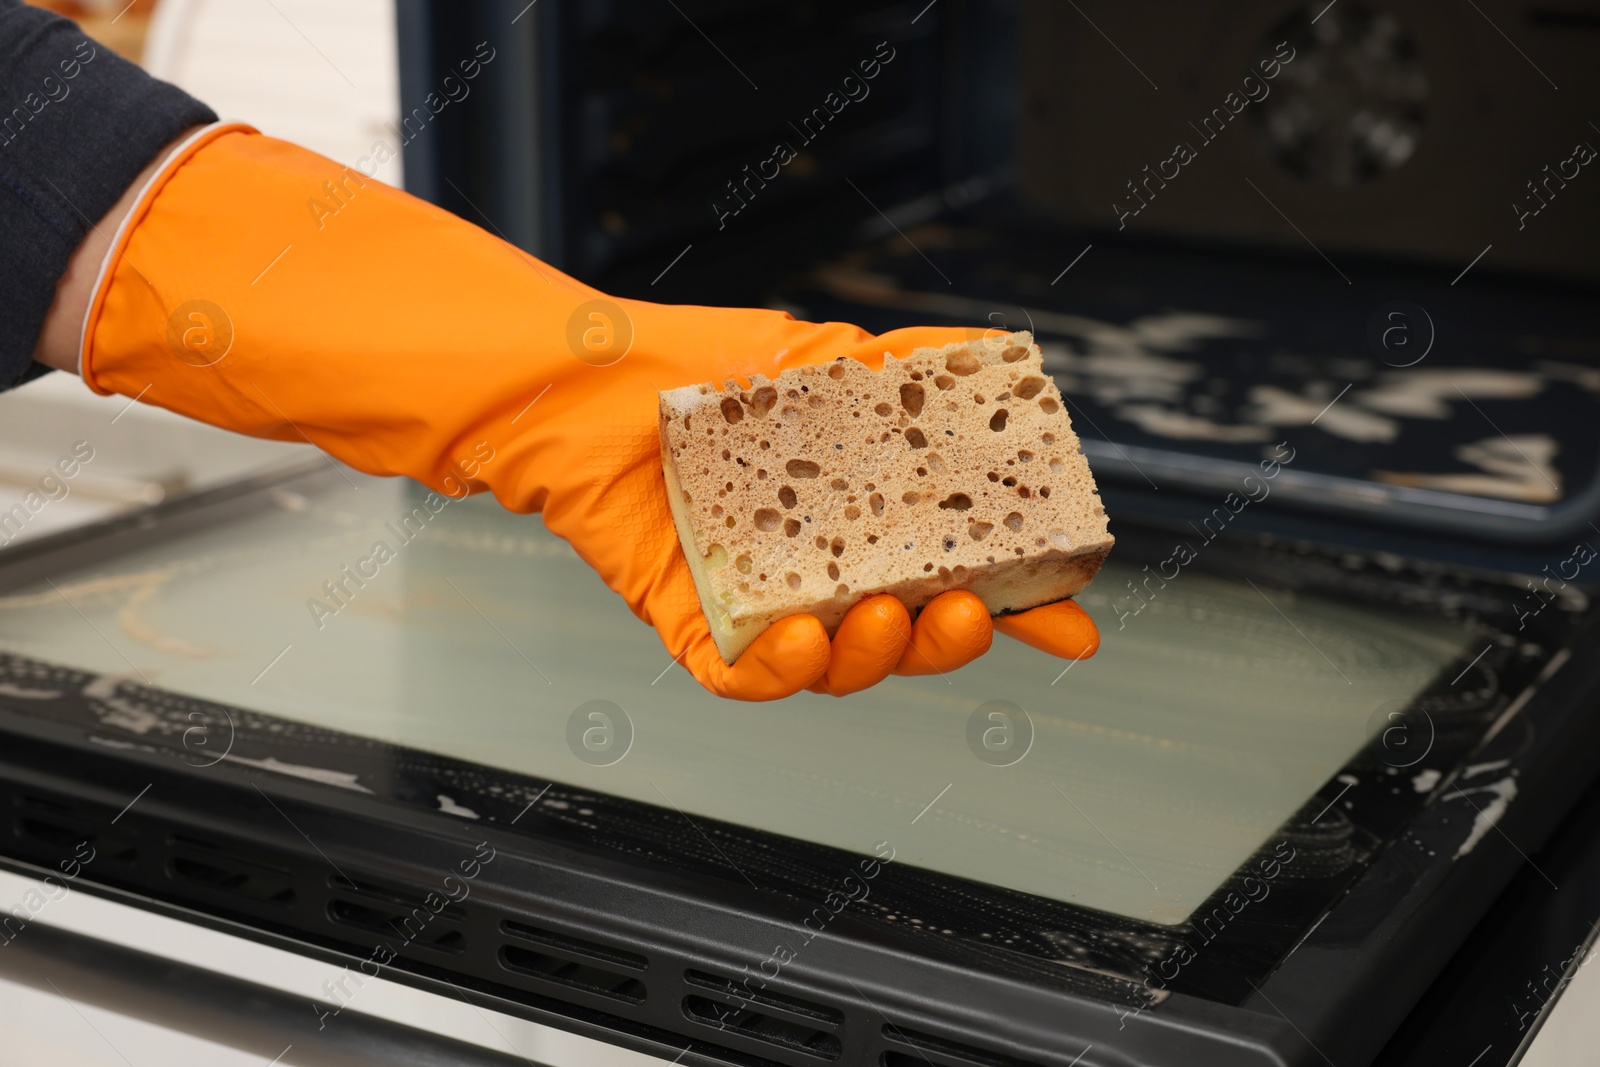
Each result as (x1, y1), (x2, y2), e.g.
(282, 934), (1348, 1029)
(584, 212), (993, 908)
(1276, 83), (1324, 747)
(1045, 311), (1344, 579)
(31, 125), (206, 375)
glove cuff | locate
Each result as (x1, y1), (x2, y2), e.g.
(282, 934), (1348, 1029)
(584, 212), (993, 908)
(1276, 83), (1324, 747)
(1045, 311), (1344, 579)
(80, 121), (258, 393)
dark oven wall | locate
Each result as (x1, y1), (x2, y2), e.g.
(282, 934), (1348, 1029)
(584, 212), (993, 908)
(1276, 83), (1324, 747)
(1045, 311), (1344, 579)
(1017, 0), (1600, 284)
(398, 0), (1023, 305)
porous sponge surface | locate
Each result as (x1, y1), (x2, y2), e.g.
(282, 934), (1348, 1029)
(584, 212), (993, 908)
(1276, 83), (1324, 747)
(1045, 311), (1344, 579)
(659, 332), (1113, 662)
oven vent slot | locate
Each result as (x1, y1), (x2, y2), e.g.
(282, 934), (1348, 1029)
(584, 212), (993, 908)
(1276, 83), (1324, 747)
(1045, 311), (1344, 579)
(499, 944), (647, 1003)
(493, 926), (797, 1067)
(13, 792), (136, 864)
(880, 1025), (1050, 1067)
(330, 874), (468, 922)
(498, 920), (646, 1003)
(502, 919), (647, 971)
(683, 991), (843, 1061)
(683, 970), (844, 1027)
(328, 900), (465, 954)
(165, 833), (295, 906)
(327, 900), (466, 955)
(326, 873), (468, 952)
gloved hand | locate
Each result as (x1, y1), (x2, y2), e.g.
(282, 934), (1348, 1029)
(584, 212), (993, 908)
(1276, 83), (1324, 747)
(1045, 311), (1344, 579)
(81, 125), (1099, 700)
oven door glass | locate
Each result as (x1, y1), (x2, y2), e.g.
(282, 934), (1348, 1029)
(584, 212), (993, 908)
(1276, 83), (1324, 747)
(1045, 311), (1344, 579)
(0, 472), (1478, 925)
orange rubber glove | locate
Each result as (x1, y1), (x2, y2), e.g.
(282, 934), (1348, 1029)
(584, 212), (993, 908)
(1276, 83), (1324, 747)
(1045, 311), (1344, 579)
(81, 125), (1099, 700)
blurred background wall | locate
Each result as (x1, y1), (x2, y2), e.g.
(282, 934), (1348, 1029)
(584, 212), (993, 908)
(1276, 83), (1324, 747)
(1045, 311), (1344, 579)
(1, 0), (403, 547)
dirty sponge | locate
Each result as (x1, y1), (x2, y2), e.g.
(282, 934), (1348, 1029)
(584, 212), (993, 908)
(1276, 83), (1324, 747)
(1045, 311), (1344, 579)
(658, 331), (1113, 664)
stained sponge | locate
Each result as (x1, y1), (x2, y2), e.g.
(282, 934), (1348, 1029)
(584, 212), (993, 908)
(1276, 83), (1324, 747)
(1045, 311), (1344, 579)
(658, 331), (1113, 663)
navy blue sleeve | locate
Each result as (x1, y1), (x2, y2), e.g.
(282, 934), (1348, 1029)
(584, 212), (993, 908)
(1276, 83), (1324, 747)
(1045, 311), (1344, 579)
(0, 0), (216, 388)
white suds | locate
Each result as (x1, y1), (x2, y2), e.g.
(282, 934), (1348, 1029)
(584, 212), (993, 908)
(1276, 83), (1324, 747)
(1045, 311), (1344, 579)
(436, 794), (480, 819)
(1463, 758), (1512, 779)
(1453, 777), (1518, 858)
(83, 675), (162, 734)
(226, 755), (373, 794)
